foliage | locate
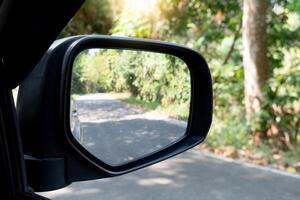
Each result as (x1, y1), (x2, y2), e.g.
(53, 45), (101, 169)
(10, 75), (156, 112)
(264, 47), (300, 146)
(60, 0), (113, 37)
(72, 49), (191, 115)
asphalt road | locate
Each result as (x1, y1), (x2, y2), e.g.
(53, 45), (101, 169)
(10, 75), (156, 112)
(40, 150), (300, 200)
(39, 93), (300, 200)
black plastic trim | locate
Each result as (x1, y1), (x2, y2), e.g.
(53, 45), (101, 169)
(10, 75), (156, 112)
(25, 156), (66, 192)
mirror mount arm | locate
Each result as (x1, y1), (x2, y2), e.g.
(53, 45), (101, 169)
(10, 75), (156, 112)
(24, 155), (68, 192)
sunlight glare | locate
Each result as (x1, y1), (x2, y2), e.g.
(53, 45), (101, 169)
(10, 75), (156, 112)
(125, 0), (157, 14)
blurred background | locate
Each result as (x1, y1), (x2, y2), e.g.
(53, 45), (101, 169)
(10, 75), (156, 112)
(61, 0), (300, 173)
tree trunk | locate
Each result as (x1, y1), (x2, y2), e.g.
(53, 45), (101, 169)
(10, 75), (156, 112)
(242, 0), (269, 133)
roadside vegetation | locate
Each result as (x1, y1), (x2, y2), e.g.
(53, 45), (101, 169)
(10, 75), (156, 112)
(66, 0), (300, 173)
(119, 95), (189, 121)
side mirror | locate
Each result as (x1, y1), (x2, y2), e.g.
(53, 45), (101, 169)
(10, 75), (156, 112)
(17, 35), (212, 191)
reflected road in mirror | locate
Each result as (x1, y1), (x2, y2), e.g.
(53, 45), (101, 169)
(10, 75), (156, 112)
(72, 93), (187, 166)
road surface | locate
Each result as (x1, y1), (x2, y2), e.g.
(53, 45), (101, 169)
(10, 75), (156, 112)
(39, 93), (300, 200)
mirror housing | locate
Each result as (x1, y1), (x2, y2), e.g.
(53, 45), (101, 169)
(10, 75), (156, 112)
(17, 35), (213, 191)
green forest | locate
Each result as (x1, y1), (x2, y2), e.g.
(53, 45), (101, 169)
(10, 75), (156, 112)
(63, 0), (300, 173)
(72, 49), (191, 120)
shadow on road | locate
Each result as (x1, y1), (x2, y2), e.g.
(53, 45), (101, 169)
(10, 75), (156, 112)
(40, 151), (300, 200)
(81, 119), (186, 166)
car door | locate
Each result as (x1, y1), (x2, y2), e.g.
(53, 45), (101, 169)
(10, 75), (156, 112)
(0, 1), (84, 199)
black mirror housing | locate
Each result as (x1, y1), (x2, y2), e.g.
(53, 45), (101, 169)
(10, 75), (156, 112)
(17, 35), (213, 191)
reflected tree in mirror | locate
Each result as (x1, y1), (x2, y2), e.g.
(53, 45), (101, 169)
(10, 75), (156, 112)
(70, 49), (191, 166)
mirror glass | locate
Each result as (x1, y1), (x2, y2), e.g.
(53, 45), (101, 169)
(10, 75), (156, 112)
(70, 48), (191, 166)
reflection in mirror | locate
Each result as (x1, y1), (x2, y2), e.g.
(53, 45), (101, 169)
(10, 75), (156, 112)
(70, 49), (191, 166)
